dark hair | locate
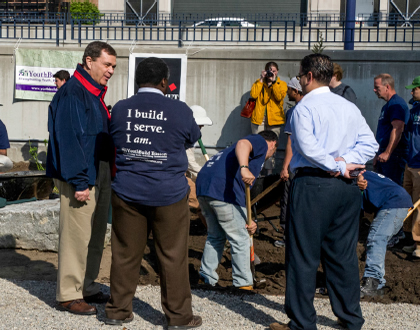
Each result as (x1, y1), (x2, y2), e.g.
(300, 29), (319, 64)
(258, 130), (278, 142)
(82, 41), (117, 67)
(300, 54), (333, 86)
(135, 57), (170, 86)
(53, 70), (70, 82)
(332, 63), (343, 81)
(265, 61), (278, 71)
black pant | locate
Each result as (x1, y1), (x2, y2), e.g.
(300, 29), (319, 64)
(280, 172), (294, 225)
(105, 191), (193, 326)
(285, 172), (364, 330)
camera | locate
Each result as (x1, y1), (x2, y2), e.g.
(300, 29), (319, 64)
(266, 70), (274, 78)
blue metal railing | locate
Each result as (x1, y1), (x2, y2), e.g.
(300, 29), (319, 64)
(0, 14), (419, 49)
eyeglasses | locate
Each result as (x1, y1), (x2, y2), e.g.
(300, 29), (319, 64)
(296, 73), (306, 81)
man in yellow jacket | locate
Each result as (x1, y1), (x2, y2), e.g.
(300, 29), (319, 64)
(250, 61), (287, 174)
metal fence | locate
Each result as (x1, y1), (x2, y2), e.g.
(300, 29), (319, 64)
(0, 14), (419, 49)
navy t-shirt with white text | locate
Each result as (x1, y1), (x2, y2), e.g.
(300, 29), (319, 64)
(196, 134), (267, 207)
(407, 102), (420, 168)
(362, 171), (412, 214)
(0, 120), (10, 149)
(375, 94), (409, 155)
(110, 90), (201, 206)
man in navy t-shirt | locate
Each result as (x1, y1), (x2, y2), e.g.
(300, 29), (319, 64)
(357, 171), (412, 297)
(0, 119), (12, 172)
(105, 57), (202, 329)
(196, 131), (278, 289)
(373, 74), (409, 185)
(402, 75), (420, 259)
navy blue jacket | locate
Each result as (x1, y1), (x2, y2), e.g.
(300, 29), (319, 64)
(46, 64), (113, 191)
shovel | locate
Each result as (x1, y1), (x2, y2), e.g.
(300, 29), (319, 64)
(245, 183), (266, 289)
(198, 138), (210, 161)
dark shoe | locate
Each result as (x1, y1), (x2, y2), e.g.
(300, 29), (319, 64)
(269, 322), (291, 330)
(168, 315), (202, 329)
(58, 299), (97, 315)
(84, 291), (110, 304)
(104, 313), (134, 326)
(360, 277), (384, 298)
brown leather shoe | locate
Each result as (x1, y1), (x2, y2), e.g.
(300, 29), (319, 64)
(59, 299), (97, 315)
(168, 315), (202, 329)
(84, 291), (110, 304)
(269, 322), (291, 330)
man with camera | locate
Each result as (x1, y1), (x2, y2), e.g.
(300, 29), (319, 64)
(250, 61), (287, 174)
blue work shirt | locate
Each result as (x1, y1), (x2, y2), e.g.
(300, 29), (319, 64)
(284, 105), (295, 135)
(407, 101), (420, 168)
(290, 86), (378, 175)
(196, 134), (267, 207)
(110, 88), (201, 206)
(362, 171), (412, 214)
(375, 94), (409, 155)
(0, 120), (10, 150)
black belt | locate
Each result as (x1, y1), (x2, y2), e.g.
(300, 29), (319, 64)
(295, 167), (331, 178)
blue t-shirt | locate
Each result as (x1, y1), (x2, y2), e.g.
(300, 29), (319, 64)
(284, 105), (295, 135)
(0, 120), (10, 149)
(407, 102), (420, 168)
(110, 90), (201, 206)
(362, 171), (412, 214)
(375, 94), (409, 155)
(196, 134), (267, 207)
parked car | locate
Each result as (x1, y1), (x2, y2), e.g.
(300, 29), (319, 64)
(191, 18), (256, 28)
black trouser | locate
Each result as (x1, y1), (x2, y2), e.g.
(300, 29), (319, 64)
(285, 170), (364, 330)
(280, 172), (295, 225)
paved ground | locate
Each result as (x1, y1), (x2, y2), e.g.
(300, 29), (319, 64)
(2, 278), (420, 330)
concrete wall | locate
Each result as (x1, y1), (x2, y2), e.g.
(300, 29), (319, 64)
(0, 45), (418, 161)
(98, 0), (125, 13)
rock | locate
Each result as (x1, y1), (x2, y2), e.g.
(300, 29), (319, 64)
(0, 200), (60, 251)
(0, 199), (112, 252)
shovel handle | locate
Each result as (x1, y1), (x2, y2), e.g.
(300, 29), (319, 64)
(405, 198), (420, 222)
(198, 138), (210, 161)
(245, 183), (255, 265)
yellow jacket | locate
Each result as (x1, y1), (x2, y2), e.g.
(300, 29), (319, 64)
(250, 77), (287, 126)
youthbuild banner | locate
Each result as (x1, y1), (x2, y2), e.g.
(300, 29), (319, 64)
(15, 49), (83, 101)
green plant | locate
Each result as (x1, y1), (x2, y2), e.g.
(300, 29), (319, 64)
(28, 139), (46, 171)
(312, 31), (326, 54)
(70, 0), (103, 24)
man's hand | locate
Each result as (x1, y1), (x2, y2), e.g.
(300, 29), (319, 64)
(343, 164), (366, 179)
(357, 173), (368, 191)
(246, 221), (257, 235)
(280, 167), (289, 181)
(74, 188), (90, 202)
(373, 154), (378, 167)
(241, 167), (255, 185)
(377, 151), (390, 163)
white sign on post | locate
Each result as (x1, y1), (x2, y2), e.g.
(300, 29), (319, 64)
(128, 53), (188, 101)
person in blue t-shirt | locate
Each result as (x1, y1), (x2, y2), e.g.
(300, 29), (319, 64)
(105, 57), (202, 328)
(373, 74), (410, 185)
(357, 171), (412, 297)
(0, 119), (12, 172)
(196, 130), (278, 290)
(402, 75), (420, 259)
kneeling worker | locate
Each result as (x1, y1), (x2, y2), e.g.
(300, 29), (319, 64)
(196, 130), (278, 289)
(357, 171), (412, 297)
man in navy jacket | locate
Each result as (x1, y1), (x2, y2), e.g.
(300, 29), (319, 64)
(46, 41), (117, 315)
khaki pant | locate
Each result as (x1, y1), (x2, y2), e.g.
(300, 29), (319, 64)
(403, 166), (420, 242)
(105, 191), (193, 326)
(55, 161), (111, 302)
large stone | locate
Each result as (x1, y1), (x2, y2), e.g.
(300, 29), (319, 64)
(0, 200), (60, 251)
(0, 200), (113, 252)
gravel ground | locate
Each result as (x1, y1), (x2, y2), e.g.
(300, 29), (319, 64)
(1, 278), (419, 330)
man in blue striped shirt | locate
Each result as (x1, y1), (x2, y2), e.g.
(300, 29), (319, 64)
(269, 54), (378, 330)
